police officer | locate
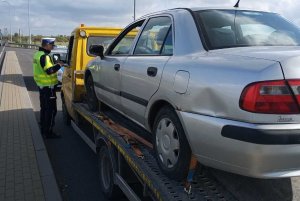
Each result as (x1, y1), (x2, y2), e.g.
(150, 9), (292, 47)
(33, 38), (63, 138)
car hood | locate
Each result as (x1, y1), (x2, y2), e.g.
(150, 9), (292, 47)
(212, 46), (300, 79)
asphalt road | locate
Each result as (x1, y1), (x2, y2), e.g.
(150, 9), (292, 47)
(7, 47), (300, 201)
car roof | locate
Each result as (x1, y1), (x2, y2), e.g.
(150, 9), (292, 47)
(189, 7), (271, 12)
(139, 7), (274, 19)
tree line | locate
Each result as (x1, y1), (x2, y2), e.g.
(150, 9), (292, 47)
(3, 33), (70, 45)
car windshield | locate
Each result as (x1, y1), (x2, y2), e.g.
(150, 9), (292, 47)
(50, 48), (67, 61)
(58, 52), (67, 61)
(194, 10), (300, 49)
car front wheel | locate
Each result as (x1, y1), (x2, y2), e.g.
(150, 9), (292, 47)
(153, 106), (191, 180)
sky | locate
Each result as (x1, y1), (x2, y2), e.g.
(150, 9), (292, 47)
(1, 0), (300, 36)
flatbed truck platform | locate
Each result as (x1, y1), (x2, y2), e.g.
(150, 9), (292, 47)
(71, 102), (237, 201)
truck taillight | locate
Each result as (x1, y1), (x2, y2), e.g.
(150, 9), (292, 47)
(240, 80), (300, 114)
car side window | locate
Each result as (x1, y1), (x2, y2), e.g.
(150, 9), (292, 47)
(109, 21), (144, 56)
(134, 17), (172, 55)
(161, 27), (173, 55)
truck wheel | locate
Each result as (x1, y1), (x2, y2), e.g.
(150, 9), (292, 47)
(153, 106), (191, 180)
(98, 146), (122, 199)
(86, 75), (99, 112)
(62, 96), (71, 125)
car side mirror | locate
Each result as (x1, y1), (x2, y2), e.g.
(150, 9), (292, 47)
(89, 45), (104, 59)
(52, 53), (61, 63)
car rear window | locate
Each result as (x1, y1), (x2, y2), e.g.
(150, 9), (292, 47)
(194, 10), (300, 49)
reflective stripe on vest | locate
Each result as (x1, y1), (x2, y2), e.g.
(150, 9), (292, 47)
(33, 51), (58, 87)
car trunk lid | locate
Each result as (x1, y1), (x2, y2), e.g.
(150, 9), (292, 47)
(213, 46), (300, 79)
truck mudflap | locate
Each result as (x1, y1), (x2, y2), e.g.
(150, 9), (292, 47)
(72, 103), (237, 201)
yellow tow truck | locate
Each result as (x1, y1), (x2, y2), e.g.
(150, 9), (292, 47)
(60, 24), (234, 201)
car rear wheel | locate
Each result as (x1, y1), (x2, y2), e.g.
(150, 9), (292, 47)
(153, 106), (191, 180)
(86, 75), (99, 112)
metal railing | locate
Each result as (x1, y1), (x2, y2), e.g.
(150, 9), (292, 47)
(6, 42), (39, 49)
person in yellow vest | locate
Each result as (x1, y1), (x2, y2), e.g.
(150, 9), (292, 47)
(33, 38), (63, 138)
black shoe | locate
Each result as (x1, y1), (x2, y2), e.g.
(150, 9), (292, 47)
(46, 132), (61, 139)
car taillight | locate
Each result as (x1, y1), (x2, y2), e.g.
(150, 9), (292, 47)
(287, 80), (300, 104)
(240, 80), (300, 114)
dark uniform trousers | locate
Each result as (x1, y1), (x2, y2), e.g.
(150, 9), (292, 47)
(39, 86), (57, 135)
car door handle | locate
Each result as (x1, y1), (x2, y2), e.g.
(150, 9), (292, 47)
(114, 64), (120, 71)
(147, 67), (157, 77)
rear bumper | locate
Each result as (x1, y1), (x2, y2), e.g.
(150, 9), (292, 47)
(178, 111), (300, 178)
(222, 125), (300, 145)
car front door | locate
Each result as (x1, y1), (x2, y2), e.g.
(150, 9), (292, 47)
(94, 21), (144, 112)
(121, 16), (173, 125)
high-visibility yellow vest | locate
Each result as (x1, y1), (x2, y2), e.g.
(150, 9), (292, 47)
(33, 51), (58, 87)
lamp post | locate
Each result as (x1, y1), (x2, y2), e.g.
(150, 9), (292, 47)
(1, 0), (12, 42)
(133, 0), (136, 21)
(28, 0), (31, 44)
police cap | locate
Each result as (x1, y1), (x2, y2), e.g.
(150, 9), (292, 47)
(41, 38), (56, 46)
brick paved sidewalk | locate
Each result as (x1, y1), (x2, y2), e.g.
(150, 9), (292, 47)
(0, 51), (61, 201)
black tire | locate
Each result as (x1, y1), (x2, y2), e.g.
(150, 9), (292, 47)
(85, 75), (99, 112)
(153, 106), (191, 180)
(62, 95), (71, 125)
(98, 146), (123, 199)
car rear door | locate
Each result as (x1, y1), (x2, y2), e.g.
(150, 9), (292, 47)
(120, 16), (173, 124)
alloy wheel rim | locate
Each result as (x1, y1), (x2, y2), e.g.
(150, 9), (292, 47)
(156, 118), (180, 168)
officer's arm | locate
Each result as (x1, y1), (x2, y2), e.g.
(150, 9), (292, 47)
(40, 55), (61, 75)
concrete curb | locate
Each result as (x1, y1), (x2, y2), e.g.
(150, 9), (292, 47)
(24, 102), (63, 201)
(1, 50), (62, 201)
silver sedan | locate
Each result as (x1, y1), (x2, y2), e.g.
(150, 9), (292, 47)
(85, 7), (300, 180)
